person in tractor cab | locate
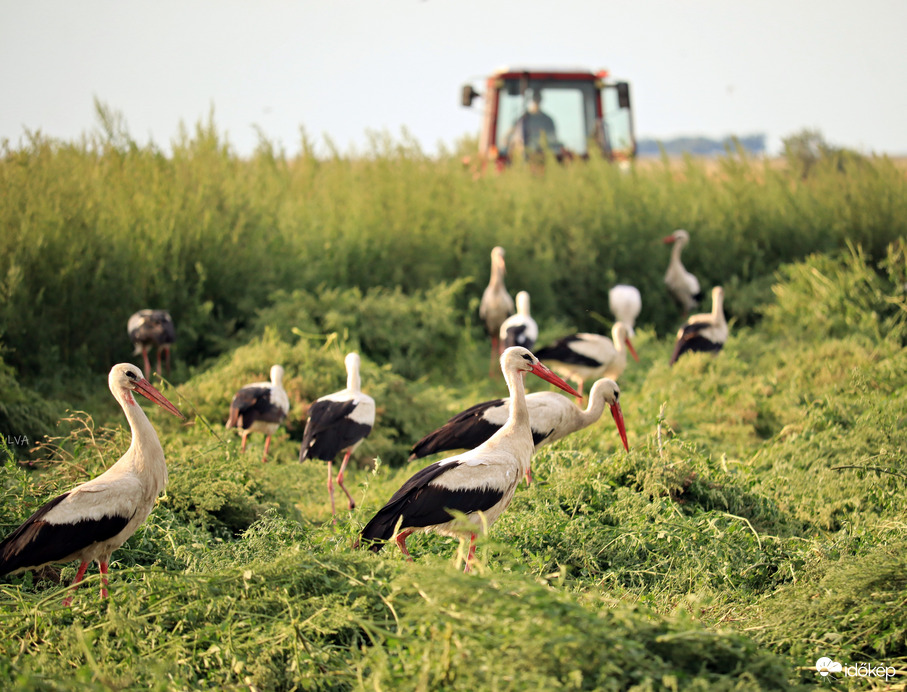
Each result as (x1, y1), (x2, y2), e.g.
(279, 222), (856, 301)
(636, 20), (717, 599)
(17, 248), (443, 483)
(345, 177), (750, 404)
(507, 90), (560, 154)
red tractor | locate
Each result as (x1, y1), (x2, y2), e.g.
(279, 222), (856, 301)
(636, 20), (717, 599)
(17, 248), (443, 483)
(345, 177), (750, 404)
(461, 66), (635, 168)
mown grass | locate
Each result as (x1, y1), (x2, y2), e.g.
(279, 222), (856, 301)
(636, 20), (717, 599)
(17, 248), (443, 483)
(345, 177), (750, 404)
(2, 125), (907, 689)
(1, 248), (904, 689)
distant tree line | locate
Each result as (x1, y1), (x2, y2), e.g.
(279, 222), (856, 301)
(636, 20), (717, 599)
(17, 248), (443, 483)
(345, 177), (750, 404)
(637, 134), (766, 157)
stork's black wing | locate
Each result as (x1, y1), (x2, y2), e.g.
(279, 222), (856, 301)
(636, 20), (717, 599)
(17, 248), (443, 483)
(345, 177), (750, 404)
(359, 460), (504, 551)
(299, 399), (372, 462)
(0, 493), (132, 575)
(669, 322), (722, 365)
(534, 334), (600, 367)
(409, 399), (506, 460)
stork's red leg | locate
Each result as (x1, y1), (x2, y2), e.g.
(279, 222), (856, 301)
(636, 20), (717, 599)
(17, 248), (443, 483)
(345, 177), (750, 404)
(240, 432), (249, 453)
(524, 465), (533, 485)
(142, 347), (152, 378)
(262, 435), (271, 463)
(99, 561), (109, 598)
(489, 337), (500, 378)
(62, 560), (90, 606)
(336, 449), (355, 510)
(164, 345), (172, 376)
(464, 534), (477, 573)
(156, 348), (163, 378)
(327, 460), (337, 521)
(395, 529), (414, 561)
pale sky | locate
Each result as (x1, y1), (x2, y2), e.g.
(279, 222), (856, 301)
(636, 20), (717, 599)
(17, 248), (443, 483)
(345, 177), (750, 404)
(2, 0), (905, 157)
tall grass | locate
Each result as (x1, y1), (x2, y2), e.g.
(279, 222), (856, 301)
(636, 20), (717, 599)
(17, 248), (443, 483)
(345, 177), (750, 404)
(2, 123), (906, 385)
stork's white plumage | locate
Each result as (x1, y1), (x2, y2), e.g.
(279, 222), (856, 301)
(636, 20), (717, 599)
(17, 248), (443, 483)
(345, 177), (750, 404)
(127, 309), (175, 376)
(533, 323), (638, 399)
(299, 352), (375, 520)
(670, 286), (728, 365)
(409, 378), (629, 483)
(0, 363), (183, 605)
(608, 285), (642, 337)
(358, 347), (580, 572)
(225, 364), (290, 463)
(479, 246), (515, 375)
(663, 229), (702, 315)
(499, 290), (538, 350)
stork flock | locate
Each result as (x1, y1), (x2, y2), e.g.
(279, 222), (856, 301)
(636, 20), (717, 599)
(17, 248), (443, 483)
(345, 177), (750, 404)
(0, 232), (729, 600)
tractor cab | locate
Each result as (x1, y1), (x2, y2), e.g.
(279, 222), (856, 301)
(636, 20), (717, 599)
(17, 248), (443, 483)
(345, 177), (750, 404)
(462, 67), (635, 167)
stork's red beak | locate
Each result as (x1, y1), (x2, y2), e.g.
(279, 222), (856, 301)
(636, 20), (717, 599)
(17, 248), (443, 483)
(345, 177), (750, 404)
(662, 234), (676, 244)
(610, 402), (629, 451)
(625, 337), (639, 362)
(134, 378), (185, 419)
(530, 361), (582, 399)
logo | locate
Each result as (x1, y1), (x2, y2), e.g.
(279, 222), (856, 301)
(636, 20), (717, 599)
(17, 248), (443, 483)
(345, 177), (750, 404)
(815, 657), (842, 677)
(815, 656), (896, 681)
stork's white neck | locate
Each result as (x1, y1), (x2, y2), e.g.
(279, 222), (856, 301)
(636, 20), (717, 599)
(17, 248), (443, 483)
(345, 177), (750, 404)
(516, 293), (531, 317)
(579, 388), (608, 429)
(611, 325), (629, 355)
(712, 292), (725, 319)
(112, 385), (167, 493)
(499, 366), (533, 473)
(346, 364), (361, 393)
(489, 257), (506, 290)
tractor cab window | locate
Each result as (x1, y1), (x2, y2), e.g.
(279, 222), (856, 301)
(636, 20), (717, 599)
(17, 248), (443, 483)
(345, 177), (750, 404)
(603, 84), (634, 158)
(497, 80), (597, 157)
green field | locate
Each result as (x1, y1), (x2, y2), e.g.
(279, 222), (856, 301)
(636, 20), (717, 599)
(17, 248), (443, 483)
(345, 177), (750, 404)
(1, 125), (906, 690)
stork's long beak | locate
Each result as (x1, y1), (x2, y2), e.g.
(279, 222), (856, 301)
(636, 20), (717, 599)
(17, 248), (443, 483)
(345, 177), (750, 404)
(625, 337), (639, 362)
(530, 361), (582, 399)
(662, 235), (676, 244)
(610, 403), (629, 451)
(134, 378), (185, 419)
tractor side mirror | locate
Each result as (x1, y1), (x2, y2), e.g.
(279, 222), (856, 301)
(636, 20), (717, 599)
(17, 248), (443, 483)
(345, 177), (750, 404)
(461, 85), (480, 107)
(617, 82), (631, 109)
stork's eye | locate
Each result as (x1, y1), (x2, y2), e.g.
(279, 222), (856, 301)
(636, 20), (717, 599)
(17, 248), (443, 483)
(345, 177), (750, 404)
(126, 371), (138, 380)
(520, 353), (534, 363)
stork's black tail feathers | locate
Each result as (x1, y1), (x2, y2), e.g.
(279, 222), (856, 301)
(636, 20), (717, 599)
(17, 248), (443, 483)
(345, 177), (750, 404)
(358, 506), (407, 553)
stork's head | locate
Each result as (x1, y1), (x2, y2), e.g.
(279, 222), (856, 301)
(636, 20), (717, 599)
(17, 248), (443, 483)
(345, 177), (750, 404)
(108, 363), (184, 418)
(613, 322), (639, 362)
(662, 229), (690, 246)
(589, 378), (629, 452)
(491, 246), (506, 274)
(500, 347), (581, 398)
(270, 364), (285, 385)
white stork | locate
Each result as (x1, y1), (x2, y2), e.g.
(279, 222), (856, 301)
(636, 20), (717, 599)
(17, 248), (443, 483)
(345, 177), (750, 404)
(357, 347), (580, 572)
(533, 322), (638, 400)
(499, 290), (538, 350)
(127, 309), (175, 377)
(608, 285), (642, 337)
(225, 364), (290, 463)
(409, 377), (629, 483)
(0, 363), (183, 605)
(663, 229), (702, 316)
(479, 246), (515, 376)
(670, 286), (728, 365)
(299, 352), (375, 520)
